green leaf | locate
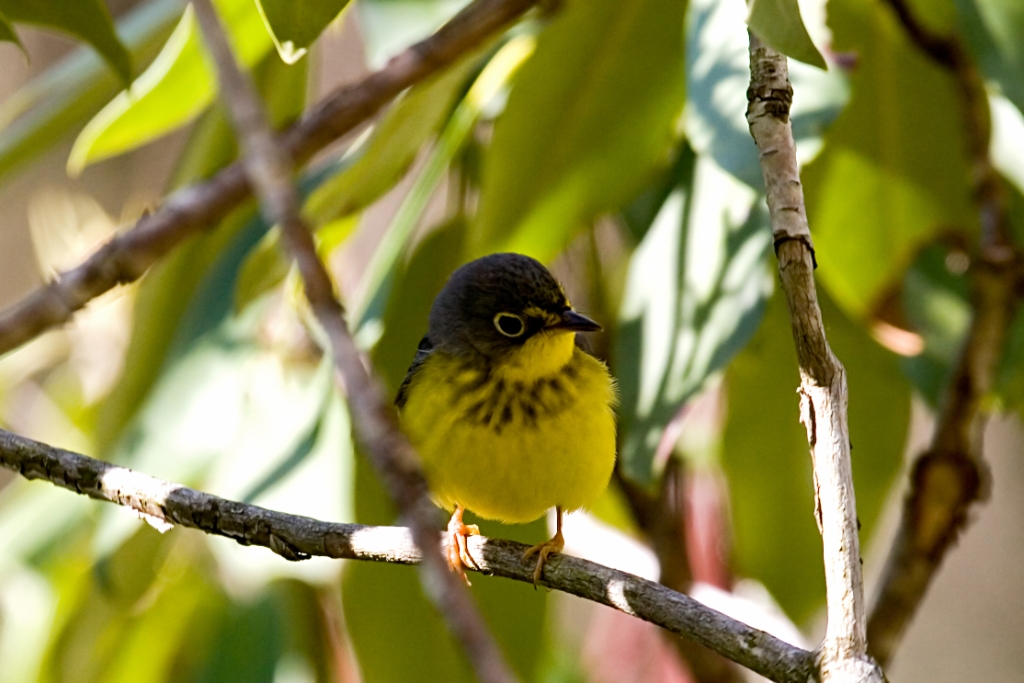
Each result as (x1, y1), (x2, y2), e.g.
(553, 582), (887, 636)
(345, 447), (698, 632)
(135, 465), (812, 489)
(256, 0), (350, 64)
(253, 41), (310, 129)
(0, 0), (180, 183)
(68, 0), (275, 174)
(620, 144), (695, 244)
(955, 0), (1024, 113)
(615, 149), (773, 485)
(233, 228), (291, 312)
(996, 187), (1024, 415)
(0, 9), (23, 52)
(91, 534), (213, 683)
(0, 0), (131, 84)
(997, 308), (1024, 417)
(722, 288), (909, 622)
(372, 217), (468, 395)
(303, 50), (479, 225)
(349, 109), (468, 330)
(36, 527), (209, 683)
(343, 562), (469, 683)
(472, 0), (686, 261)
(0, 481), (91, 577)
(344, 544), (546, 683)
(899, 244), (971, 405)
(192, 594), (283, 683)
(747, 0), (827, 69)
(350, 36), (534, 331)
(802, 0), (976, 318)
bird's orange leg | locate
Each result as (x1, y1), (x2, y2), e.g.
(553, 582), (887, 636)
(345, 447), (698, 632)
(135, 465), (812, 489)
(446, 505), (480, 584)
(523, 507), (565, 585)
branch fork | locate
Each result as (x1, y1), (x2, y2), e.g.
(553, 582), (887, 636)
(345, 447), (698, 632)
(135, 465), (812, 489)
(746, 32), (885, 683)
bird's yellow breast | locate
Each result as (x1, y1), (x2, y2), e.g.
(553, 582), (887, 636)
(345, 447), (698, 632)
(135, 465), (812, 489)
(400, 331), (617, 523)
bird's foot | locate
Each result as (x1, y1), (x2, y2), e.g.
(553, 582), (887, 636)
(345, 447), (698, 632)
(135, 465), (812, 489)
(446, 511), (480, 585)
(522, 529), (564, 586)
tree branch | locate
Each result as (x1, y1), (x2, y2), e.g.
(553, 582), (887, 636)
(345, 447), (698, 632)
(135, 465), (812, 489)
(0, 427), (816, 683)
(745, 33), (885, 683)
(867, 0), (1024, 666)
(0, 0), (540, 358)
(192, 2), (518, 682)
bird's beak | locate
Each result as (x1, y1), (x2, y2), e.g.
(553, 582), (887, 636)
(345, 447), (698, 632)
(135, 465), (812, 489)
(550, 310), (602, 332)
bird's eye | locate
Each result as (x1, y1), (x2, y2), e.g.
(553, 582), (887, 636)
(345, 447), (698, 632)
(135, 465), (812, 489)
(493, 312), (526, 338)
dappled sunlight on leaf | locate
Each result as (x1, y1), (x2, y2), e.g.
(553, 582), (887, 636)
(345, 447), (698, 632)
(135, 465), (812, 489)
(684, 0), (847, 188)
(616, 149), (772, 485)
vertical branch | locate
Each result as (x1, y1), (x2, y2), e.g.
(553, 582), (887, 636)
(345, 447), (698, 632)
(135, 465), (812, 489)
(745, 33), (885, 682)
(867, 0), (1023, 666)
(191, 3), (518, 682)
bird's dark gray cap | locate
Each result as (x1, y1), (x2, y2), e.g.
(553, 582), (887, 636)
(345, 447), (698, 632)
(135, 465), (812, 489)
(427, 253), (569, 357)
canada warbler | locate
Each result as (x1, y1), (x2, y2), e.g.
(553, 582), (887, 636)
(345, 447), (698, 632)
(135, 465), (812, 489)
(397, 253), (617, 583)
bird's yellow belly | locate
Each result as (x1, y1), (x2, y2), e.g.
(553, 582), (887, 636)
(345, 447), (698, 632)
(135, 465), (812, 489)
(400, 345), (617, 523)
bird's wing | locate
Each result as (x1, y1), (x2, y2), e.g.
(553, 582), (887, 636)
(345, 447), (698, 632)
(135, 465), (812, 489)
(395, 335), (434, 409)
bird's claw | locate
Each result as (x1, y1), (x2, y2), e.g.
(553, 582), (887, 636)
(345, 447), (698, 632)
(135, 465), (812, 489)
(523, 532), (564, 586)
(446, 516), (481, 585)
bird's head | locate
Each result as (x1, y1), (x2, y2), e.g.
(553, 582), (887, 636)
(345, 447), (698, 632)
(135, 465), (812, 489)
(427, 253), (600, 371)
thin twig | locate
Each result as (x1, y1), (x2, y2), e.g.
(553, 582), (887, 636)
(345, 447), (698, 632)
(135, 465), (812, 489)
(867, 0), (1023, 666)
(745, 33), (885, 683)
(191, 3), (518, 683)
(0, 427), (816, 683)
(0, 0), (539, 358)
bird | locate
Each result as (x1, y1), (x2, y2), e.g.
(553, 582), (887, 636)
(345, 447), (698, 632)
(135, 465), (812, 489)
(396, 252), (617, 584)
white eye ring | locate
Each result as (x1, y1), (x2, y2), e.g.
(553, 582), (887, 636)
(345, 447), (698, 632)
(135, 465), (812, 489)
(493, 312), (526, 338)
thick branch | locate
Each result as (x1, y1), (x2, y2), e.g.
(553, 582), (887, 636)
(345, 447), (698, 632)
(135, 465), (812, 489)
(746, 33), (884, 683)
(867, 0), (1024, 666)
(192, 3), (517, 682)
(0, 0), (539, 358)
(0, 427), (816, 683)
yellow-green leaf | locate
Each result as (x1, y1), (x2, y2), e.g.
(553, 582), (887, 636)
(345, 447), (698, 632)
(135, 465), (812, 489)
(0, 0), (130, 84)
(472, 0), (686, 261)
(803, 0), (975, 318)
(955, 0), (1024, 113)
(747, 0), (827, 70)
(303, 48), (479, 224)
(256, 0), (350, 64)
(68, 0), (274, 174)
(0, 9), (23, 53)
(0, 0), (180, 183)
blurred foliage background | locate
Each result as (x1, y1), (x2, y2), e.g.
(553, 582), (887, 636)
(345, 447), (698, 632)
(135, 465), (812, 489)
(0, 0), (1022, 681)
